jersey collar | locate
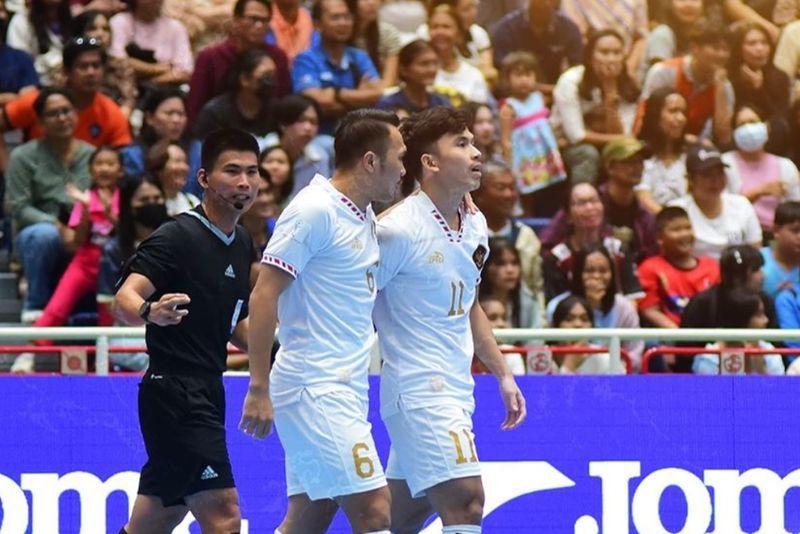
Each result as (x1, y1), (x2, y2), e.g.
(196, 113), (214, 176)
(419, 190), (465, 243)
(184, 206), (236, 246)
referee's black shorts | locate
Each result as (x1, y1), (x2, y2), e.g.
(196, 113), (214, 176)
(137, 372), (235, 506)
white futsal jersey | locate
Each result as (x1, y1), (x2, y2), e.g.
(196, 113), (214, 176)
(374, 191), (489, 417)
(263, 175), (380, 407)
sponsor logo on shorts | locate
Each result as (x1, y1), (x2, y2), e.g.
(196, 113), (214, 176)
(200, 466), (219, 481)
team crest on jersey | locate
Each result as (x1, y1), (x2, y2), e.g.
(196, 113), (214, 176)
(473, 245), (487, 270)
(428, 251), (444, 264)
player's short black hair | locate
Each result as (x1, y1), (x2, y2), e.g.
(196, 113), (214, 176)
(333, 109), (400, 170)
(655, 206), (690, 234)
(774, 201), (800, 227)
(400, 107), (470, 182)
(201, 128), (260, 171)
(33, 86), (76, 118)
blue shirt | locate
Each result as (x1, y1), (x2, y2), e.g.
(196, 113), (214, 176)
(376, 90), (452, 113)
(760, 245), (800, 299)
(0, 45), (39, 93)
(292, 43), (379, 134)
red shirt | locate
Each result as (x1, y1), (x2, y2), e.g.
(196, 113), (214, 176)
(186, 39), (291, 121)
(637, 254), (719, 325)
(4, 90), (132, 146)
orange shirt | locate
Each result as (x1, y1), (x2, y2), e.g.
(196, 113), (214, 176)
(4, 90), (132, 146)
(269, 6), (314, 63)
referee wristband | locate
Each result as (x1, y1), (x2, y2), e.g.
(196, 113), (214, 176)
(138, 300), (153, 324)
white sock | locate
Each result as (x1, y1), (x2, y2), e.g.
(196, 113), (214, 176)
(274, 531), (283, 534)
(363, 531), (391, 534)
(442, 525), (481, 533)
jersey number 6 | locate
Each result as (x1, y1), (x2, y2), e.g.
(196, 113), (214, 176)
(352, 442), (375, 478)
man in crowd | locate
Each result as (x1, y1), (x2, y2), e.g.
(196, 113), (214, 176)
(292, 0), (383, 135)
(187, 0), (291, 121)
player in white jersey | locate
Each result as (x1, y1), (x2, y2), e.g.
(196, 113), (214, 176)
(373, 107), (527, 534)
(239, 109), (406, 534)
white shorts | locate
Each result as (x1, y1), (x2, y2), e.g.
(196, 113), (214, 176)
(274, 388), (387, 500)
(384, 402), (481, 498)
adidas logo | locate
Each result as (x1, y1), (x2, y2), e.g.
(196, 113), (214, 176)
(224, 264), (235, 278)
(200, 465), (218, 480)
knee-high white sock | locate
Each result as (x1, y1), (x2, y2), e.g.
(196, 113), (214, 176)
(442, 525), (481, 533)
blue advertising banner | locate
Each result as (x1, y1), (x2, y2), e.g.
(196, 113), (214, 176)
(1, 375), (799, 533)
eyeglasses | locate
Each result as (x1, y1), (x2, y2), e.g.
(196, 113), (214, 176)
(239, 14), (270, 26)
(42, 107), (75, 120)
(69, 36), (102, 48)
(570, 197), (602, 208)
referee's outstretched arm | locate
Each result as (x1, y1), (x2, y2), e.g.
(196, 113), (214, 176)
(113, 273), (191, 327)
(240, 264), (292, 439)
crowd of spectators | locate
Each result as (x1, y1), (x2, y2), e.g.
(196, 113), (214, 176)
(2, 0), (800, 375)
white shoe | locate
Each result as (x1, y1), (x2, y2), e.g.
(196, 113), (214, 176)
(10, 352), (34, 373)
(20, 309), (43, 324)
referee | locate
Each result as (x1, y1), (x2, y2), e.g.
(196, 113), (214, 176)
(113, 128), (260, 533)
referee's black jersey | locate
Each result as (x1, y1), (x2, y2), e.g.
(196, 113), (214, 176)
(120, 206), (253, 375)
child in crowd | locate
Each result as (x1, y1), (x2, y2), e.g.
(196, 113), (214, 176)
(761, 201), (800, 299)
(693, 287), (785, 375)
(33, 146), (122, 330)
(638, 206), (719, 328)
(474, 295), (526, 375)
(498, 51), (566, 198)
(546, 295), (624, 374)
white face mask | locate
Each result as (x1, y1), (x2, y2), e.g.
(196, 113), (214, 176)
(733, 121), (768, 152)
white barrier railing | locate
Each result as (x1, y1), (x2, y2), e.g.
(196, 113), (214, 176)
(3, 326), (800, 375)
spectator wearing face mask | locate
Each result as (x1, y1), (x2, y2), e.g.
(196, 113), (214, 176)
(721, 104), (800, 236)
(193, 47), (278, 144)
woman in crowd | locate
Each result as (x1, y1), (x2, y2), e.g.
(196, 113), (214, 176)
(668, 143), (762, 259)
(546, 295), (625, 374)
(679, 244), (775, 371)
(194, 46), (277, 144)
(479, 237), (543, 328)
(70, 9), (137, 117)
(145, 139), (199, 216)
(241, 170), (278, 280)
(426, 2), (490, 105)
(418, 0), (497, 84)
(6, 0), (71, 84)
(636, 87), (690, 213)
(693, 287), (785, 374)
(96, 173), (168, 371)
(722, 104), (800, 236)
(551, 29), (640, 184)
(641, 0), (705, 77)
(109, 0), (193, 86)
(547, 243), (644, 370)
(728, 22), (791, 155)
(541, 182), (642, 302)
(120, 87), (202, 196)
(261, 94), (334, 201)
(352, 0), (402, 87)
(258, 145), (294, 211)
(376, 39), (452, 113)
(463, 101), (499, 161)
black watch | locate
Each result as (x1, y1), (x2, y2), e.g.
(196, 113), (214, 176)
(138, 300), (153, 324)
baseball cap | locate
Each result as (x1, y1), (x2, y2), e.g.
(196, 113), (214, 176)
(686, 143), (728, 174)
(601, 136), (648, 164)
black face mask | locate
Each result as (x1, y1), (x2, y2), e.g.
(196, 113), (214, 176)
(256, 76), (274, 101)
(133, 203), (169, 228)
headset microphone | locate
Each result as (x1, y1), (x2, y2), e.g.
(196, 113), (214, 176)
(207, 184), (245, 210)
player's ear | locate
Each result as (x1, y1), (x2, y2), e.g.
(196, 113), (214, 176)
(363, 151), (377, 173)
(421, 153), (438, 172)
(197, 169), (208, 189)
